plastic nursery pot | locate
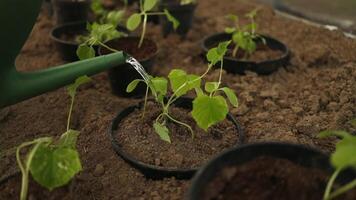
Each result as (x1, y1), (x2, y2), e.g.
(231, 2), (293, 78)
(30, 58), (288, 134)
(52, 0), (90, 25)
(51, 21), (129, 62)
(159, 0), (197, 37)
(202, 33), (290, 75)
(188, 142), (356, 200)
(108, 97), (245, 180)
(98, 36), (158, 97)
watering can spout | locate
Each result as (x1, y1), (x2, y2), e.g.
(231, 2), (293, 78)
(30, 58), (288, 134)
(0, 52), (128, 108)
(0, 0), (128, 108)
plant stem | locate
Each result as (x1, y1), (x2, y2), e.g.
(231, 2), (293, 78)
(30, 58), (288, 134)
(324, 168), (342, 200)
(98, 41), (118, 53)
(138, 14), (148, 48)
(66, 94), (75, 132)
(142, 86), (149, 120)
(232, 45), (239, 57)
(164, 113), (194, 138)
(329, 179), (356, 200)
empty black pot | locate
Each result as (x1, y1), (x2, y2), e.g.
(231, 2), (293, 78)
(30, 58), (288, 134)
(159, 1), (197, 37)
(52, 0), (90, 25)
(108, 97), (245, 179)
(202, 33), (290, 75)
(188, 142), (356, 200)
(98, 37), (157, 97)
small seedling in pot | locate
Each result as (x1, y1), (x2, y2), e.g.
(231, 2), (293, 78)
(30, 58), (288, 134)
(126, 41), (238, 143)
(225, 9), (265, 58)
(126, 0), (180, 48)
(16, 76), (91, 200)
(319, 121), (356, 200)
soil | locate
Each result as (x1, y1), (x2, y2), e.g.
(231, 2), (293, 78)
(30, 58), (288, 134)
(115, 101), (240, 168)
(227, 43), (285, 62)
(101, 37), (158, 60)
(202, 156), (356, 200)
(1, 0), (356, 199)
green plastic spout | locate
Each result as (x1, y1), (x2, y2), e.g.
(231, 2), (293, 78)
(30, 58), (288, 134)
(0, 0), (127, 108)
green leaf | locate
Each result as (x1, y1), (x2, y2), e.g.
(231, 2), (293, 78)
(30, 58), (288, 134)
(225, 27), (236, 34)
(221, 87), (238, 107)
(192, 95), (228, 131)
(143, 0), (158, 11)
(164, 9), (180, 30)
(245, 8), (258, 19)
(168, 69), (200, 97)
(217, 41), (231, 56)
(76, 44), (95, 60)
(67, 75), (92, 98)
(151, 77), (168, 96)
(207, 41), (230, 65)
(127, 13), (142, 31)
(205, 82), (219, 93)
(30, 144), (82, 190)
(106, 10), (125, 27)
(226, 14), (238, 22)
(126, 79), (142, 93)
(58, 130), (80, 149)
(153, 122), (171, 143)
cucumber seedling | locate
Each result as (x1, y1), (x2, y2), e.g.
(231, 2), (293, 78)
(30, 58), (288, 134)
(126, 41), (238, 143)
(225, 9), (265, 58)
(126, 0), (179, 48)
(319, 122), (356, 200)
(16, 76), (91, 200)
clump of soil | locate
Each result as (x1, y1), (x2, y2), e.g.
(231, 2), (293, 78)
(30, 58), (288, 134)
(102, 37), (158, 60)
(203, 156), (356, 200)
(115, 101), (241, 168)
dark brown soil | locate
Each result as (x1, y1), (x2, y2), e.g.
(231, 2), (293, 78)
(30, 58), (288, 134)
(203, 156), (356, 200)
(102, 37), (158, 60)
(227, 43), (285, 62)
(1, 0), (356, 199)
(116, 101), (239, 168)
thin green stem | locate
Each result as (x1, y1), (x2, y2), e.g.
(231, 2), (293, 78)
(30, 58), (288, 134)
(138, 14), (148, 48)
(164, 113), (194, 138)
(324, 168), (342, 200)
(66, 96), (74, 132)
(98, 41), (118, 53)
(329, 179), (356, 200)
(232, 44), (239, 58)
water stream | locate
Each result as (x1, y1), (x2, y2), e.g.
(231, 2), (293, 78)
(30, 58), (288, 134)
(126, 57), (151, 83)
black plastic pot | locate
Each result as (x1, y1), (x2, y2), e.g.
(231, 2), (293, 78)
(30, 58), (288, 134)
(98, 36), (157, 97)
(159, 1), (197, 37)
(108, 97), (245, 179)
(202, 33), (290, 75)
(51, 22), (129, 62)
(52, 0), (90, 25)
(188, 142), (356, 200)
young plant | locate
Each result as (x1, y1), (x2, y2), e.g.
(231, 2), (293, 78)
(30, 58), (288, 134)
(16, 76), (91, 200)
(126, 41), (238, 143)
(91, 0), (126, 27)
(319, 123), (356, 200)
(225, 9), (265, 58)
(126, 0), (179, 48)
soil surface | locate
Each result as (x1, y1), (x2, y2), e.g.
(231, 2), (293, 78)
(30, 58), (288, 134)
(227, 43), (285, 62)
(115, 101), (240, 168)
(1, 0), (356, 199)
(101, 37), (158, 60)
(202, 156), (356, 200)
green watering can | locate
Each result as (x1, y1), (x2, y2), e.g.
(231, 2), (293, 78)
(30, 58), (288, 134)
(0, 0), (127, 108)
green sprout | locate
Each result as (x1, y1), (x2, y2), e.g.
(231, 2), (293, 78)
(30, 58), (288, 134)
(126, 41), (238, 143)
(180, 0), (196, 5)
(225, 9), (265, 58)
(319, 121), (356, 200)
(16, 76), (91, 200)
(126, 0), (179, 48)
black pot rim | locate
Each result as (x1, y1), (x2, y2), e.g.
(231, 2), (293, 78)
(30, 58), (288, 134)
(187, 142), (356, 199)
(201, 32), (290, 65)
(107, 97), (245, 179)
(50, 21), (87, 46)
(98, 36), (159, 63)
(160, 1), (197, 9)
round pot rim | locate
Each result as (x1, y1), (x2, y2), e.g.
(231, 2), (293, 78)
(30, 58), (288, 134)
(98, 36), (159, 63)
(187, 142), (348, 199)
(201, 32), (290, 65)
(50, 21), (87, 46)
(159, 1), (198, 9)
(107, 97), (245, 178)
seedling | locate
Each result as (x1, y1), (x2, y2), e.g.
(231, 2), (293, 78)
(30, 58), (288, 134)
(126, 41), (238, 143)
(225, 9), (265, 58)
(91, 0), (126, 26)
(319, 122), (356, 200)
(180, 0), (196, 5)
(16, 76), (91, 200)
(126, 0), (179, 48)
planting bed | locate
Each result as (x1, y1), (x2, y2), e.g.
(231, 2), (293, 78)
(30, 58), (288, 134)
(1, 0), (356, 199)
